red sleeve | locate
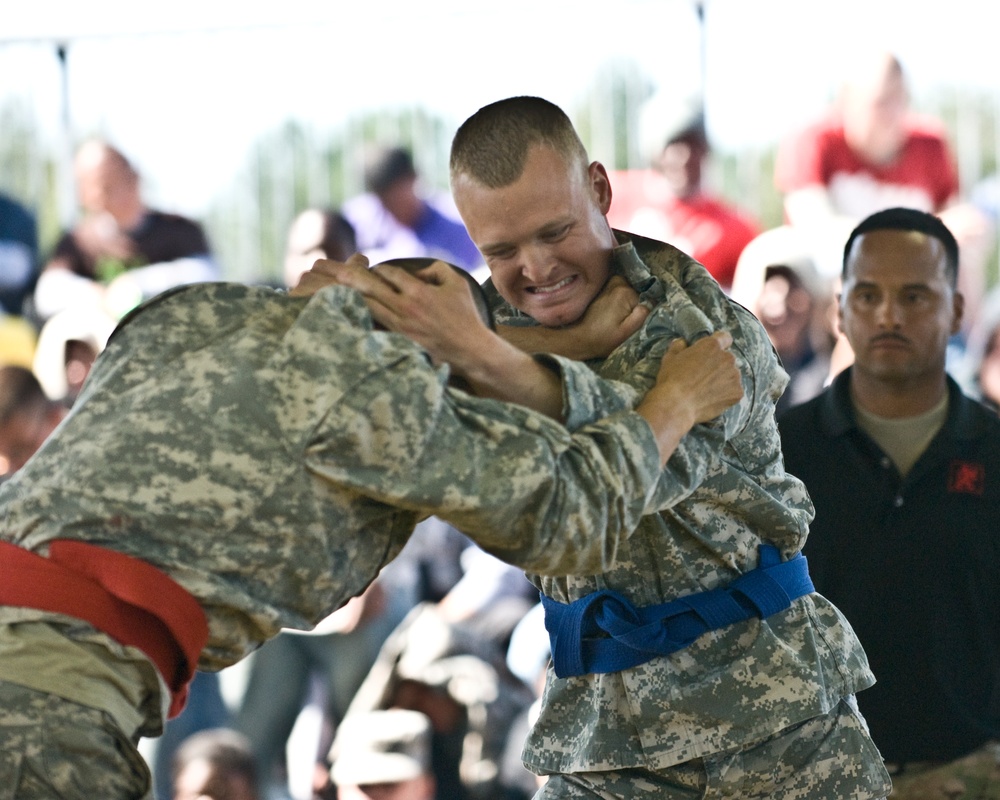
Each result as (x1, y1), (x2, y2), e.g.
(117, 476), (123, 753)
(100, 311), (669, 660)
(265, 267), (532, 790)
(924, 134), (959, 209)
(774, 120), (840, 193)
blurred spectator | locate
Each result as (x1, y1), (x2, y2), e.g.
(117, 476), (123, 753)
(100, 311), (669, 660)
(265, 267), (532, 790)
(172, 727), (262, 800)
(34, 139), (219, 323)
(730, 225), (837, 413)
(498, 602), (548, 800)
(775, 50), (995, 334)
(778, 208), (1000, 798)
(435, 543), (537, 646)
(234, 569), (416, 800)
(151, 671), (233, 800)
(334, 603), (535, 800)
(330, 709), (436, 800)
(342, 146), (483, 275)
(0, 191), (39, 319)
(283, 208), (357, 289)
(606, 94), (760, 291)
(958, 284), (1000, 412)
(31, 306), (116, 406)
(0, 364), (67, 476)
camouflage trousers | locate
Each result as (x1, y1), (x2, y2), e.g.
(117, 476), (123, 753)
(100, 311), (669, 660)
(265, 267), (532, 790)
(534, 696), (891, 799)
(0, 680), (152, 800)
(886, 741), (1000, 800)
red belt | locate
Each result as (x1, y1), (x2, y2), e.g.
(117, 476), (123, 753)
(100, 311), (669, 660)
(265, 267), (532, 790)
(0, 539), (209, 718)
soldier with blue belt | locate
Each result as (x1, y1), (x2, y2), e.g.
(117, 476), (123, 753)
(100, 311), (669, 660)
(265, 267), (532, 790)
(332, 96), (891, 799)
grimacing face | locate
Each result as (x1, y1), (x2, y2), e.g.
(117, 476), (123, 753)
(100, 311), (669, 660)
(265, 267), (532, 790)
(452, 144), (617, 328)
(839, 228), (962, 388)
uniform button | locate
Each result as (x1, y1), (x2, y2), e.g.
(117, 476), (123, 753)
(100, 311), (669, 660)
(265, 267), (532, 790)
(881, 456), (892, 469)
(893, 496), (904, 507)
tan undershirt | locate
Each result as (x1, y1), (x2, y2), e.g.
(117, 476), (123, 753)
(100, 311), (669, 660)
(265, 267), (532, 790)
(852, 394), (949, 477)
(0, 616), (168, 738)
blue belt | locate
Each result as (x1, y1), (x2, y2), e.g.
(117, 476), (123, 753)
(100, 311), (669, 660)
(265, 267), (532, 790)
(541, 545), (814, 678)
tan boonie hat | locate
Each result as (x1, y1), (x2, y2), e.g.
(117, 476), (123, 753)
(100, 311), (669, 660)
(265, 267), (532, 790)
(330, 708), (432, 787)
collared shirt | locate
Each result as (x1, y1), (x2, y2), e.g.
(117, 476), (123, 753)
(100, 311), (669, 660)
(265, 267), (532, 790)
(485, 231), (875, 772)
(0, 281), (662, 735)
(779, 369), (1000, 763)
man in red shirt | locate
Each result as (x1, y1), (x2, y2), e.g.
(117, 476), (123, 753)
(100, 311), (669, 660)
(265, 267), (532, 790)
(775, 50), (994, 335)
(607, 97), (759, 292)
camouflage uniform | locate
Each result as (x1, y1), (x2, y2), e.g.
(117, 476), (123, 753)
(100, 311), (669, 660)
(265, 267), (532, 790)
(0, 282), (664, 799)
(885, 742), (1000, 800)
(484, 232), (890, 798)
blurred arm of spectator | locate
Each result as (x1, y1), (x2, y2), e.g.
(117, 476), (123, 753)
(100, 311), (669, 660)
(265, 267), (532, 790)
(436, 545), (535, 625)
(33, 268), (110, 322)
(103, 256), (220, 317)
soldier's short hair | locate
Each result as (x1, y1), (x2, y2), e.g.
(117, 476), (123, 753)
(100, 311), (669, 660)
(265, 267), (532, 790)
(450, 96), (589, 189)
(843, 206), (960, 288)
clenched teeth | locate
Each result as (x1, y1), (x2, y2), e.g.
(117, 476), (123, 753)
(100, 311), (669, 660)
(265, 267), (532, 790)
(529, 276), (574, 294)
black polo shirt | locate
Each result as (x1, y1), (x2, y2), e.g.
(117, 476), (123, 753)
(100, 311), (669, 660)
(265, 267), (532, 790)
(778, 369), (1000, 763)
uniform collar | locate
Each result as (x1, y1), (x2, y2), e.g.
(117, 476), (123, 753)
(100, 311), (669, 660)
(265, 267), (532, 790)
(821, 368), (989, 442)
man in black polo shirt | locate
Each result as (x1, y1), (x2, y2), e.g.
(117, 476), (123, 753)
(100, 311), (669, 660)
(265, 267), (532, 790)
(778, 206), (1000, 798)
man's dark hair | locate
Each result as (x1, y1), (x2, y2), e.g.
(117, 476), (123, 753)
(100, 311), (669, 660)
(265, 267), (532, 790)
(0, 365), (53, 426)
(364, 147), (417, 195)
(317, 210), (357, 263)
(171, 728), (260, 799)
(842, 206), (960, 288)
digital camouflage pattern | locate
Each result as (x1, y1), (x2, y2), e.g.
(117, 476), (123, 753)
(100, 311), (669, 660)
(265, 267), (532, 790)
(535, 698), (889, 799)
(0, 281), (666, 792)
(0, 681), (152, 799)
(485, 232), (881, 779)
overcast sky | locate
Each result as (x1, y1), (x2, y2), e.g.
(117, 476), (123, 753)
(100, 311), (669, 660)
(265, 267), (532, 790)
(3, 0), (998, 216)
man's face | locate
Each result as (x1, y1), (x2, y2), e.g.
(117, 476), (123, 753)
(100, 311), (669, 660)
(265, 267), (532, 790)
(173, 757), (257, 800)
(755, 268), (814, 358)
(453, 144), (616, 327)
(77, 154), (139, 220)
(842, 66), (908, 164)
(337, 776), (435, 800)
(658, 134), (707, 197)
(839, 228), (962, 388)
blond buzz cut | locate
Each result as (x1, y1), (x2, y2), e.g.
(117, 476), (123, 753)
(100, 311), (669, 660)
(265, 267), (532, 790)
(450, 96), (590, 189)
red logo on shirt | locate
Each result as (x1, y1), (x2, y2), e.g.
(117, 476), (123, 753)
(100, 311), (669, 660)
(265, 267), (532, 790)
(947, 460), (985, 495)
